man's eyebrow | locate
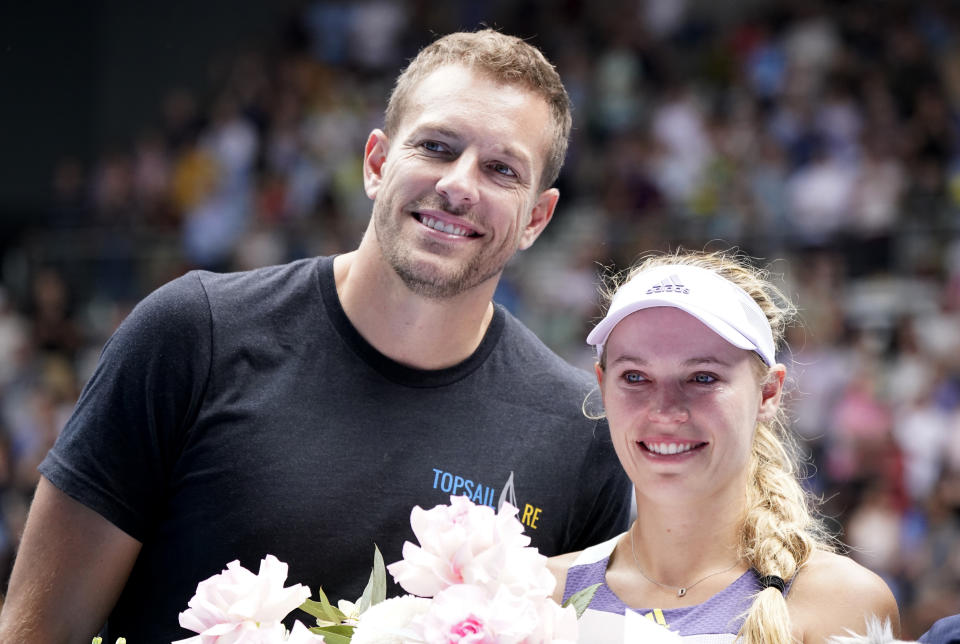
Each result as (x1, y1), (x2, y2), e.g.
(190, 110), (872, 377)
(410, 124), (461, 141)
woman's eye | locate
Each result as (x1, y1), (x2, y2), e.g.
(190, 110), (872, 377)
(692, 373), (717, 384)
(624, 372), (644, 383)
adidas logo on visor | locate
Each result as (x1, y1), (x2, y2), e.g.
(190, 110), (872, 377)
(645, 275), (690, 295)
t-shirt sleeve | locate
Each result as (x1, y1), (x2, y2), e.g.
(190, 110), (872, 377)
(39, 272), (212, 541)
(562, 417), (633, 552)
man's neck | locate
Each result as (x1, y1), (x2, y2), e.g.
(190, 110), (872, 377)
(333, 248), (497, 371)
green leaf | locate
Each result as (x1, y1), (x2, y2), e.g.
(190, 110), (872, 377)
(357, 545), (386, 613)
(309, 624), (355, 644)
(91, 639), (103, 644)
(299, 585), (347, 625)
(563, 582), (601, 619)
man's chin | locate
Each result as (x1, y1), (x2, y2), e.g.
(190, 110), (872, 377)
(391, 259), (500, 300)
(393, 265), (469, 300)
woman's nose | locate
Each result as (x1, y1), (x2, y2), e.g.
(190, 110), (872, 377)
(647, 387), (689, 424)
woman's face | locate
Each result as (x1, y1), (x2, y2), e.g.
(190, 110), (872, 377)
(597, 306), (784, 506)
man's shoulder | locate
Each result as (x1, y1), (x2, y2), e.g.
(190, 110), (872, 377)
(120, 257), (326, 344)
(497, 308), (594, 386)
(190, 256), (324, 298)
(487, 308), (605, 430)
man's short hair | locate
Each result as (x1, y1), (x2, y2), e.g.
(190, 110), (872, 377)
(385, 29), (572, 192)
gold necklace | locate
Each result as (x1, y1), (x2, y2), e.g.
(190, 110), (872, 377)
(629, 523), (741, 598)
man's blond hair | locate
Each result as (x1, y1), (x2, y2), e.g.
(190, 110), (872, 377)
(384, 29), (572, 192)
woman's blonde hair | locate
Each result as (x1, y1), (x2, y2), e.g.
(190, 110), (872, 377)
(596, 249), (832, 644)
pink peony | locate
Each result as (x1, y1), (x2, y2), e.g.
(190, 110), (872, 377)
(414, 585), (502, 643)
(412, 584), (559, 644)
(174, 555), (323, 643)
(387, 496), (555, 600)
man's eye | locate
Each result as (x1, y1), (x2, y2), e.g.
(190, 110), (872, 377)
(692, 373), (717, 384)
(421, 141), (447, 153)
(489, 162), (517, 177)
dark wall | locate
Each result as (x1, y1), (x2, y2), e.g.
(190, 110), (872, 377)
(1, 2), (98, 221)
(0, 0), (303, 223)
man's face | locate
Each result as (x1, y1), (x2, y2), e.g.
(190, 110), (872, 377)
(363, 64), (559, 299)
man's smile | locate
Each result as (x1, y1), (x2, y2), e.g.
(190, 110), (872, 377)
(412, 211), (482, 238)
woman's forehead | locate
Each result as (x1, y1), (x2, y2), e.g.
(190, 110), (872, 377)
(605, 308), (749, 361)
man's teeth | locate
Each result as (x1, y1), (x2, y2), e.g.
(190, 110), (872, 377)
(420, 215), (472, 237)
(645, 442), (696, 455)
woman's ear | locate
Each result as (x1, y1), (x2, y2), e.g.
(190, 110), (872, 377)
(594, 363), (604, 387)
(757, 364), (786, 423)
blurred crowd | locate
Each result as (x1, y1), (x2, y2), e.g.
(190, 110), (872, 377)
(2, 0), (960, 636)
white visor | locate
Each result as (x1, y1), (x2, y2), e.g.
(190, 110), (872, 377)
(586, 264), (777, 366)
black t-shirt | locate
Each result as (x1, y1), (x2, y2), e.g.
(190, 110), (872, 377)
(40, 256), (632, 643)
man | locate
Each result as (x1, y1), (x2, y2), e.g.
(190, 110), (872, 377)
(0, 30), (631, 642)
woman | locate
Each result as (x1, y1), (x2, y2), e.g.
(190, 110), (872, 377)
(550, 250), (900, 643)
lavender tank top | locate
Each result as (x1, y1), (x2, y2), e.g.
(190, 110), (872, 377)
(563, 534), (775, 643)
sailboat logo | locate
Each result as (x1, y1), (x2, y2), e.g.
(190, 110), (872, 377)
(498, 471), (517, 511)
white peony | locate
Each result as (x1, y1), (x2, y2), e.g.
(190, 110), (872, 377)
(174, 554), (323, 643)
(286, 621), (329, 644)
(524, 596), (579, 644)
(387, 496), (555, 601)
(350, 595), (431, 644)
(827, 617), (915, 644)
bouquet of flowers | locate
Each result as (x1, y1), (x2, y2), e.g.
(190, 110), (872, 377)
(172, 496), (599, 643)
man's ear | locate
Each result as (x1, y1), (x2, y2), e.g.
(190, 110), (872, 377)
(757, 364), (786, 423)
(363, 129), (389, 200)
(518, 187), (559, 250)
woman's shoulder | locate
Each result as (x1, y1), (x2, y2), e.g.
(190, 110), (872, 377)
(789, 549), (901, 642)
(792, 550), (895, 601)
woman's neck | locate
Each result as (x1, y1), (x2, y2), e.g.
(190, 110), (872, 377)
(627, 493), (744, 587)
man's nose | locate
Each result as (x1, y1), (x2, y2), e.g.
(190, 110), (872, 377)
(436, 153), (480, 206)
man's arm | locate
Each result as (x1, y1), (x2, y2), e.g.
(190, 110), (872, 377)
(0, 476), (141, 643)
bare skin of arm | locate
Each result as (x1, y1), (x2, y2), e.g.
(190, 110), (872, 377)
(790, 550), (901, 643)
(0, 476), (141, 644)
